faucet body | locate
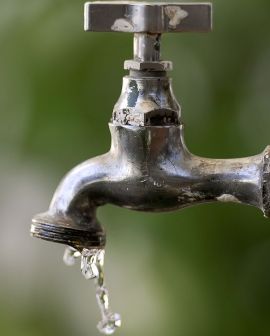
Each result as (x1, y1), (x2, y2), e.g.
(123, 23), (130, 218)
(31, 2), (270, 251)
(32, 71), (270, 251)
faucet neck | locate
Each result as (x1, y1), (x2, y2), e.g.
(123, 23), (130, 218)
(113, 32), (179, 127)
(112, 73), (181, 127)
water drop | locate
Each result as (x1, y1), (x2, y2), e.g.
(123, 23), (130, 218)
(63, 246), (81, 266)
(81, 248), (104, 280)
(97, 312), (122, 335)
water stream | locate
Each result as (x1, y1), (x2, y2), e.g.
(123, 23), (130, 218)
(63, 246), (121, 335)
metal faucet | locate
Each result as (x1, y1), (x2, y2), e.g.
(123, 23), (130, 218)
(31, 2), (270, 252)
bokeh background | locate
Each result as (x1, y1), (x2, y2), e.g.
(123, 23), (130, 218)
(1, 0), (270, 335)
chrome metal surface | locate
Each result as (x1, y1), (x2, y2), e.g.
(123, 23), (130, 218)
(31, 2), (270, 252)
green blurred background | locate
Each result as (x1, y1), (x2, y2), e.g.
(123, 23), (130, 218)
(1, 0), (270, 335)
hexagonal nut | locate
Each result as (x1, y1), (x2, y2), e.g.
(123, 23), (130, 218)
(124, 60), (173, 71)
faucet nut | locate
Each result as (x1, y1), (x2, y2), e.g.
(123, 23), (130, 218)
(124, 60), (173, 71)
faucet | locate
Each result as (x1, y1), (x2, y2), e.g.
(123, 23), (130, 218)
(31, 2), (270, 252)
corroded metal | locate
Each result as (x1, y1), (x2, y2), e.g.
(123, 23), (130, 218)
(113, 71), (180, 126)
(31, 2), (270, 251)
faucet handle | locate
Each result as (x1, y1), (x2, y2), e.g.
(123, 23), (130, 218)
(84, 2), (212, 33)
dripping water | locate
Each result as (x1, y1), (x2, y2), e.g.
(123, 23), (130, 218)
(63, 246), (81, 266)
(63, 246), (121, 335)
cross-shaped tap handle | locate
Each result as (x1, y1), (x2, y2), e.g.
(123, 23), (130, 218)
(84, 2), (212, 33)
(84, 2), (212, 69)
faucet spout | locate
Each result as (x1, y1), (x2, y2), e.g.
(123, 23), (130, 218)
(31, 154), (111, 250)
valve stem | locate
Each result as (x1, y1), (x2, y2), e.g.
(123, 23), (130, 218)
(133, 33), (161, 62)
